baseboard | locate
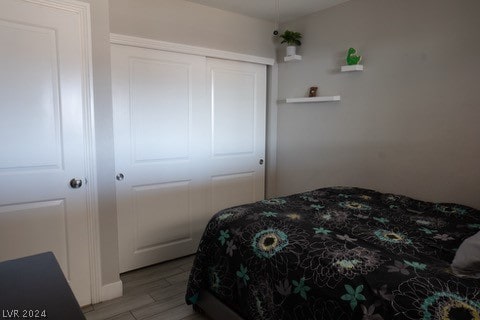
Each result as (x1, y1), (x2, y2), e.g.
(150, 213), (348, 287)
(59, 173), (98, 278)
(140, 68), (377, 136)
(100, 280), (123, 302)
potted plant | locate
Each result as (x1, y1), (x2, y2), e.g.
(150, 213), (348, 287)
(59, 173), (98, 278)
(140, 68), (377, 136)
(280, 30), (302, 57)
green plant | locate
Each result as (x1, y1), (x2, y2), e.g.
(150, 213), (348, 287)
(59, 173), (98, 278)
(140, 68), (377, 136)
(280, 30), (302, 46)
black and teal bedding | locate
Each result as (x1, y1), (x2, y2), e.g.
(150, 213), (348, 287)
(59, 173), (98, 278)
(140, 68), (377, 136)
(186, 187), (480, 320)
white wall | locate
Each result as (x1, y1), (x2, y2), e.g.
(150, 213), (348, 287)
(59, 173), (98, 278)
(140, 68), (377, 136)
(79, 0), (120, 291)
(277, 0), (480, 208)
(109, 0), (275, 59)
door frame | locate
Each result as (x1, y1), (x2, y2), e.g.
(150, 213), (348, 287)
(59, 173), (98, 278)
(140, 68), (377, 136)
(110, 33), (275, 66)
(25, 0), (102, 304)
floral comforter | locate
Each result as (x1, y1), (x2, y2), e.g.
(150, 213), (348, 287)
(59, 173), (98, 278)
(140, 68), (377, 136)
(186, 187), (480, 320)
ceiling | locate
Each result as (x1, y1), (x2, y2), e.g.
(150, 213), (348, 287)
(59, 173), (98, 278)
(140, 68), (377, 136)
(186, 0), (350, 23)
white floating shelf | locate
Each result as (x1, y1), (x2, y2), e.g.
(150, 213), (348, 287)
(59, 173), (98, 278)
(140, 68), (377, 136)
(285, 96), (341, 103)
(284, 55), (302, 62)
(341, 65), (363, 72)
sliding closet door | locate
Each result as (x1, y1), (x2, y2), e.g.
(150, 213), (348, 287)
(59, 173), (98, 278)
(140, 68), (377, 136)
(207, 58), (266, 213)
(112, 45), (209, 272)
(112, 45), (267, 272)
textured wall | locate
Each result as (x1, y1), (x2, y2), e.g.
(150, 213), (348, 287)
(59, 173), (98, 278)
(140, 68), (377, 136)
(277, 0), (480, 208)
(79, 0), (120, 290)
(109, 0), (275, 59)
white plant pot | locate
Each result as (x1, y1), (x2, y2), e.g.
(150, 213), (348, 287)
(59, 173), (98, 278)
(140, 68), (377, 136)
(286, 45), (296, 57)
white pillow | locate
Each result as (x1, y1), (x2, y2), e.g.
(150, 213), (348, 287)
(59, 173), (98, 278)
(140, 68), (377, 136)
(451, 231), (480, 278)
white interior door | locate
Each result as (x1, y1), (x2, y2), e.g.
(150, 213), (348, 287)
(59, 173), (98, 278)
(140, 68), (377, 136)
(207, 58), (266, 213)
(0, 0), (93, 305)
(112, 45), (210, 272)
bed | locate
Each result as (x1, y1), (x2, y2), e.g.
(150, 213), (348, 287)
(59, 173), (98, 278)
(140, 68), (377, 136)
(185, 187), (480, 319)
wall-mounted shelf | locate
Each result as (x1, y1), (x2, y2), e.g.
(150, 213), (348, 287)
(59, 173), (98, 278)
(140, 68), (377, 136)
(284, 55), (302, 62)
(284, 96), (341, 103)
(341, 65), (363, 72)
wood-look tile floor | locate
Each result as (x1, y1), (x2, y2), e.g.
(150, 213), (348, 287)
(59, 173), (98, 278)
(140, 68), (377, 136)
(82, 255), (209, 320)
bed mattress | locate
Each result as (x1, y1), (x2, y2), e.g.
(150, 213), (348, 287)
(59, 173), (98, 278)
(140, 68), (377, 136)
(186, 187), (480, 319)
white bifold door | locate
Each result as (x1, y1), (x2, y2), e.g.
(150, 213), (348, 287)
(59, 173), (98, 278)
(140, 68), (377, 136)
(0, 0), (93, 305)
(112, 44), (266, 272)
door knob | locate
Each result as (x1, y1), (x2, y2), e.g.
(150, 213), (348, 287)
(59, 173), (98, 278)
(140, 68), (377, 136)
(116, 173), (125, 181)
(259, 159), (264, 165)
(69, 178), (83, 189)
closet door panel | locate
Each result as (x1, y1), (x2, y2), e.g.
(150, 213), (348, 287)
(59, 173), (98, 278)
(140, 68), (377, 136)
(212, 70), (255, 155)
(112, 45), (208, 272)
(211, 172), (256, 213)
(129, 58), (191, 162)
(208, 58), (266, 214)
